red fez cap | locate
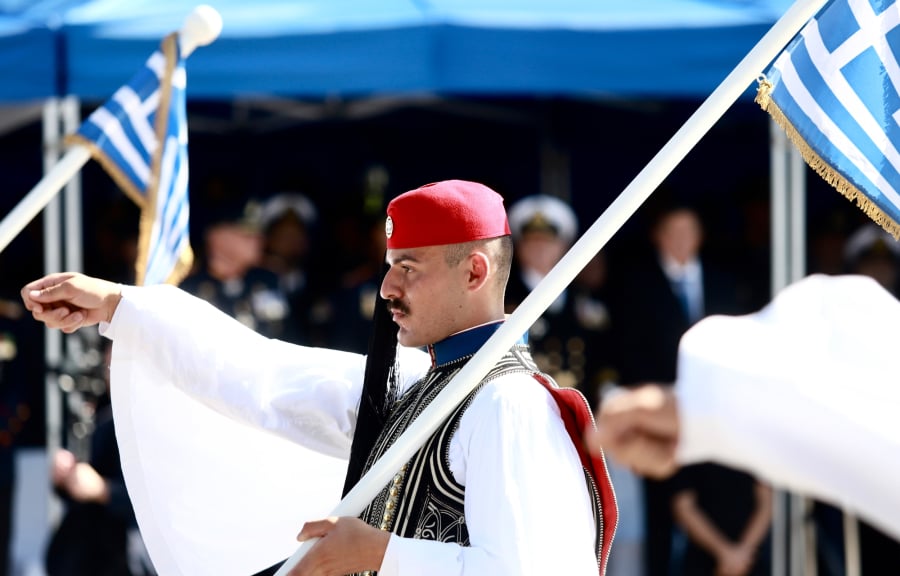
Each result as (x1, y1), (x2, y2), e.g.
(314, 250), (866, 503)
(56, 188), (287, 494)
(385, 180), (511, 249)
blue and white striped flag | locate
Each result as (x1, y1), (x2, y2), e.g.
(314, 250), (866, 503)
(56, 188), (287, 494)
(756, 0), (900, 239)
(70, 33), (193, 285)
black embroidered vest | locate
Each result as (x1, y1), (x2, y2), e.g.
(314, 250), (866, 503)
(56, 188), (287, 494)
(358, 348), (528, 542)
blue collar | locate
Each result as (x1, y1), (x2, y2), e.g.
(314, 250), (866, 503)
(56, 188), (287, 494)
(427, 321), (526, 367)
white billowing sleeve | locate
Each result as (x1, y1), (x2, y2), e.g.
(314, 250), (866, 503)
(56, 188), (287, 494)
(675, 274), (900, 541)
(106, 283), (362, 453)
(101, 284), (431, 576)
(379, 374), (598, 576)
(104, 284), (428, 456)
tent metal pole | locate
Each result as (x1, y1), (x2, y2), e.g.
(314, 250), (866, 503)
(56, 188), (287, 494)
(62, 96), (83, 274)
(787, 127), (813, 576)
(769, 117), (788, 576)
(844, 513), (861, 576)
(770, 100), (819, 576)
(770, 119), (789, 295)
(42, 98), (64, 530)
(788, 143), (805, 283)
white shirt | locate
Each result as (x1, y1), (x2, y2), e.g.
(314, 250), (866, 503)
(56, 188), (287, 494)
(674, 274), (900, 541)
(522, 267), (567, 313)
(102, 284), (598, 576)
(660, 255), (704, 323)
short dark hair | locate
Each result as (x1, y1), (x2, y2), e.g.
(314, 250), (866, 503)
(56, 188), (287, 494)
(444, 235), (513, 292)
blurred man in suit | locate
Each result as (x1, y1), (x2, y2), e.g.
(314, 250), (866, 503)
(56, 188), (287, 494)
(608, 203), (745, 576)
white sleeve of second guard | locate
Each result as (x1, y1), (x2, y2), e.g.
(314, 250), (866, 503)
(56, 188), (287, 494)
(675, 274), (900, 541)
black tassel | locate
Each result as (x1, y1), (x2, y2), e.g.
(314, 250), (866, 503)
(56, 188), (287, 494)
(341, 260), (398, 497)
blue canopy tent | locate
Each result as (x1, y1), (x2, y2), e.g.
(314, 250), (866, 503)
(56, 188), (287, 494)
(0, 9), (56, 135)
(0, 15), (54, 101)
(43, 0), (798, 207)
(0, 0), (795, 101)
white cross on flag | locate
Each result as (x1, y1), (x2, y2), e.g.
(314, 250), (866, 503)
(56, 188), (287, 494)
(757, 0), (900, 239)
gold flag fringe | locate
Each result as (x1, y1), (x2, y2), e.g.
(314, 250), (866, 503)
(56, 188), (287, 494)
(65, 134), (146, 208)
(756, 76), (900, 241)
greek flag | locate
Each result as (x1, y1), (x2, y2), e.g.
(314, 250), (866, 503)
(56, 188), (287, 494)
(756, 0), (900, 239)
(70, 33), (193, 285)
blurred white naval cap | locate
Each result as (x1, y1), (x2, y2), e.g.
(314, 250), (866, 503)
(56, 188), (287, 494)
(507, 194), (578, 245)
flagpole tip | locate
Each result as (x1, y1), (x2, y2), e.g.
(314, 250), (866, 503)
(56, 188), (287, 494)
(180, 5), (222, 58)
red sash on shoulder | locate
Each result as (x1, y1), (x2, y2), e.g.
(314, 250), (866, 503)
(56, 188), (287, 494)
(532, 373), (618, 576)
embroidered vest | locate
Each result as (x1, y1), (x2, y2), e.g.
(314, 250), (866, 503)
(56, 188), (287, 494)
(357, 342), (616, 575)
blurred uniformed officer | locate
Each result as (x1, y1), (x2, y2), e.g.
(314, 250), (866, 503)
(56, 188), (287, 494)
(181, 199), (291, 340)
(504, 195), (616, 408)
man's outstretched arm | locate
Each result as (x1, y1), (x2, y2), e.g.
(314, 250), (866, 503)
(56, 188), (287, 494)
(22, 272), (122, 333)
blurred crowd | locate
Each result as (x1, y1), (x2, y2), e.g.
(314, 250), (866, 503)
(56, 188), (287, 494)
(1, 175), (899, 575)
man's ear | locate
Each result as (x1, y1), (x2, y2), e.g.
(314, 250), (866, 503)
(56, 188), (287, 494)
(467, 251), (491, 291)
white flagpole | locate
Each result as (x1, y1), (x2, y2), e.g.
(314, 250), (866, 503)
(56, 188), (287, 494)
(0, 145), (91, 255)
(0, 4), (222, 257)
(274, 0), (830, 573)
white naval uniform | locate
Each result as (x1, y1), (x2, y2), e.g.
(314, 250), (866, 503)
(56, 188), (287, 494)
(101, 285), (597, 576)
(674, 274), (900, 541)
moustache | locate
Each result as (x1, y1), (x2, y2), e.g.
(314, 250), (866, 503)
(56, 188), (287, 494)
(385, 299), (410, 316)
